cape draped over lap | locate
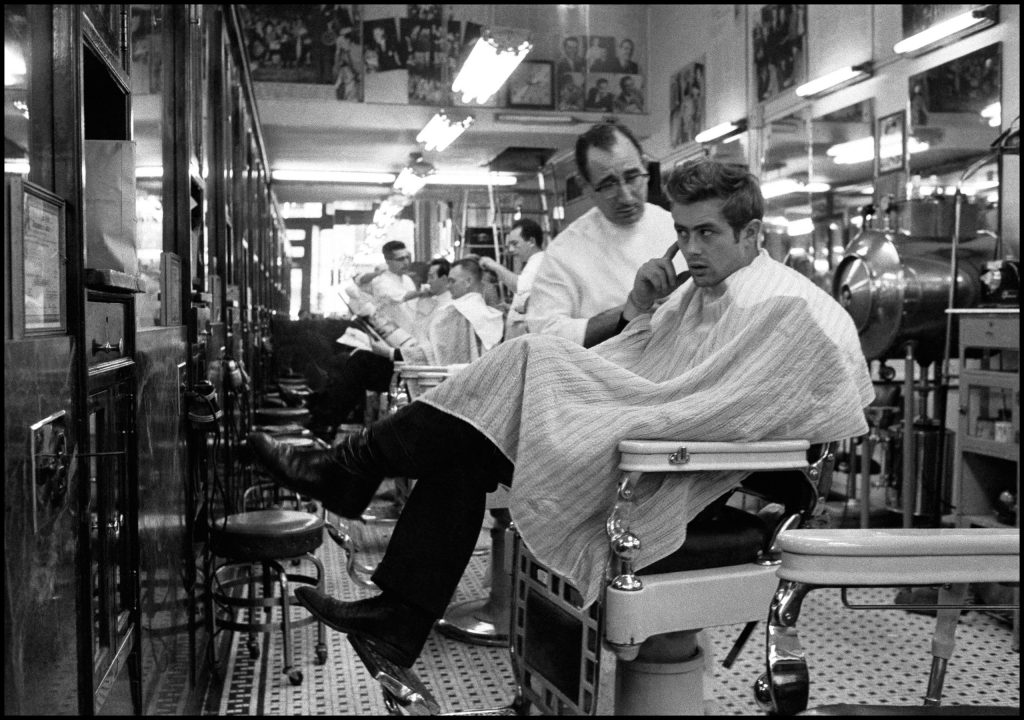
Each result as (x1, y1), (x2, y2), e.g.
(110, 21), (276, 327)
(419, 253), (874, 607)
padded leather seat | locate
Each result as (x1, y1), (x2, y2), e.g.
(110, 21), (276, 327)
(211, 508), (325, 561)
(639, 506), (769, 575)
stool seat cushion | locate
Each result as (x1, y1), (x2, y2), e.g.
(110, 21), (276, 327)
(211, 509), (324, 561)
(255, 406), (311, 425)
(637, 506), (768, 575)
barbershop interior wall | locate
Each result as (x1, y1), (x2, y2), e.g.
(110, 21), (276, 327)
(646, 4), (1020, 257)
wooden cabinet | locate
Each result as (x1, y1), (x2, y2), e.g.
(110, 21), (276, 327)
(952, 310), (1020, 529)
(951, 309), (1019, 649)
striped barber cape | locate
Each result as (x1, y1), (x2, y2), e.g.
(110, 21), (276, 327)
(420, 251), (875, 607)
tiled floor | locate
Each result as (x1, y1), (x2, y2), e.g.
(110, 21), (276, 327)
(193, 503), (1020, 716)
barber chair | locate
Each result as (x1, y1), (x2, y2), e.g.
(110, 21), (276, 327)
(754, 527), (1020, 715)
(352, 438), (834, 715)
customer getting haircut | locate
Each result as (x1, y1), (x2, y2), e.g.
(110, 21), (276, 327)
(663, 159), (764, 238)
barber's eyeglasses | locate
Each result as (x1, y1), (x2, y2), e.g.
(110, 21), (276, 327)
(592, 170), (649, 197)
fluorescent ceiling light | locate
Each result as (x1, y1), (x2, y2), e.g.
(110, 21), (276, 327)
(4, 160), (29, 174)
(761, 178), (831, 199)
(424, 172), (517, 187)
(981, 102), (1000, 127)
(787, 218), (815, 236)
(893, 6), (996, 55)
(827, 135), (930, 165)
(272, 169), (396, 184)
(796, 63), (871, 98)
(5, 47), (26, 85)
(694, 120), (745, 144)
(495, 112), (579, 125)
(135, 166), (163, 178)
(452, 31), (532, 105)
(417, 111), (474, 152)
(280, 202), (324, 219)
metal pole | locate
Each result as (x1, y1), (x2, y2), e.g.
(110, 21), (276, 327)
(860, 431), (872, 528)
(903, 343), (916, 528)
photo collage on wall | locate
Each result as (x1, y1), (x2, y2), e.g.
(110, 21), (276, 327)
(556, 34), (645, 114)
(669, 57), (705, 147)
(238, 6), (646, 112)
(240, 4), (365, 101)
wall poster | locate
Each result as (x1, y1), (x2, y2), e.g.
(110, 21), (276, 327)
(670, 57), (705, 147)
(751, 4), (807, 103)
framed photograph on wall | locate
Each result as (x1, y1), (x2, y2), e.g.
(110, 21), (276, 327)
(751, 4), (807, 103)
(877, 111), (906, 175)
(9, 178), (67, 336)
(507, 60), (554, 109)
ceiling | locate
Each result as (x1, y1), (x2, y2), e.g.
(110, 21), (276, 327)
(254, 91), (633, 208)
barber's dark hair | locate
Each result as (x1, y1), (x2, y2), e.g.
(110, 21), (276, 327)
(428, 257), (450, 277)
(452, 257), (483, 283)
(574, 120), (645, 183)
(510, 218), (544, 248)
(664, 159), (763, 236)
(381, 240), (407, 257)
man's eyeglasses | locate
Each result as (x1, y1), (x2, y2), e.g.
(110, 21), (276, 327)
(592, 170), (649, 197)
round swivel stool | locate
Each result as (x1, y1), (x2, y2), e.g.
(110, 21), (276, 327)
(208, 508), (327, 685)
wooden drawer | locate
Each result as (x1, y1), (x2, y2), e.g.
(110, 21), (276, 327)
(959, 314), (1020, 352)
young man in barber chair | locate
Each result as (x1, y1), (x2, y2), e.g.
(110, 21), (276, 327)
(247, 159), (874, 671)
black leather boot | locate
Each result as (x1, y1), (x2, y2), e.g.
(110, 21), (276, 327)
(295, 587), (434, 668)
(246, 430), (384, 518)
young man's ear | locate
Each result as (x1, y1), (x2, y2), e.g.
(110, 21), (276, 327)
(741, 219), (762, 246)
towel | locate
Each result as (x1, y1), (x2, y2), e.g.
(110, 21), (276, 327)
(420, 252), (873, 606)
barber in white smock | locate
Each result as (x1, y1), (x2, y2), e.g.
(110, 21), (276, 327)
(527, 120), (685, 347)
(479, 218), (546, 340)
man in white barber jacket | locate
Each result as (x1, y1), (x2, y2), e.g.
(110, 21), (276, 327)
(527, 119), (687, 347)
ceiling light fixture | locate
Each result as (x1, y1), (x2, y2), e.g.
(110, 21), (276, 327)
(495, 112), (579, 125)
(795, 63), (872, 98)
(761, 178), (832, 199)
(452, 29), (533, 105)
(424, 172), (518, 187)
(272, 169), (396, 184)
(393, 153), (436, 197)
(893, 5), (997, 55)
(417, 110), (475, 152)
(827, 135), (930, 165)
(694, 118), (748, 144)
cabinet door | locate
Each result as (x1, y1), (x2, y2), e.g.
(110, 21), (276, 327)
(86, 378), (139, 712)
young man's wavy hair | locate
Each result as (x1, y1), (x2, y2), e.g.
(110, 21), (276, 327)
(663, 159), (763, 238)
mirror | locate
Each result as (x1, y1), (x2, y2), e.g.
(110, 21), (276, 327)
(806, 99), (876, 291)
(760, 109), (816, 274)
(906, 42), (1001, 241)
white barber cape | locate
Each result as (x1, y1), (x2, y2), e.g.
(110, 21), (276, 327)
(426, 292), (504, 365)
(526, 204), (682, 345)
(370, 270), (418, 335)
(419, 252), (874, 606)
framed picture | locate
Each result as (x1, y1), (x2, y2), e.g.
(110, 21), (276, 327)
(9, 177), (67, 336)
(507, 60), (554, 109)
(751, 4), (807, 103)
(877, 111), (906, 175)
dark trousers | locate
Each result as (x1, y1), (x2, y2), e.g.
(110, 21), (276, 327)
(308, 350), (394, 426)
(365, 402), (514, 618)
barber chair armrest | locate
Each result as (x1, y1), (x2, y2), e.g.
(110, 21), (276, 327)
(777, 528), (1020, 586)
